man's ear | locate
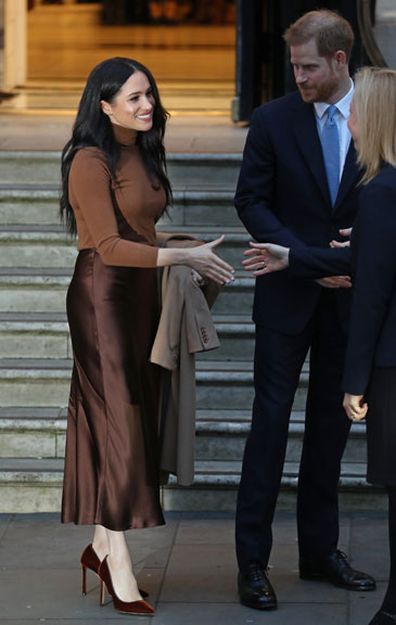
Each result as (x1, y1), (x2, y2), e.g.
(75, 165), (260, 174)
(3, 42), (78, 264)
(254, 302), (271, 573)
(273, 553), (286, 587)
(334, 49), (347, 68)
(100, 100), (112, 117)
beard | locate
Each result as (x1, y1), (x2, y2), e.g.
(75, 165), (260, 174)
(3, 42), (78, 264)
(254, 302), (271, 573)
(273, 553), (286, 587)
(297, 73), (340, 103)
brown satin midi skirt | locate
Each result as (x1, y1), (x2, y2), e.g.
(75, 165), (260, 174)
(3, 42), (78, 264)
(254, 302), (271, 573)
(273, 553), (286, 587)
(61, 249), (165, 530)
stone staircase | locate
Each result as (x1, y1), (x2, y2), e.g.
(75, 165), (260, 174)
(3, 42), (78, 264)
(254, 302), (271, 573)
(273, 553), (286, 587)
(0, 150), (374, 513)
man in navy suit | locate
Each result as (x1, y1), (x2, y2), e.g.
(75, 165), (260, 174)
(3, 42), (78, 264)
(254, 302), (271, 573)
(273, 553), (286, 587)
(235, 9), (376, 610)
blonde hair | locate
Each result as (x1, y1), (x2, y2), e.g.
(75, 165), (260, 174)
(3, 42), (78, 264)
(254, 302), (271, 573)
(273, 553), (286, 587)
(353, 66), (396, 183)
(283, 10), (354, 61)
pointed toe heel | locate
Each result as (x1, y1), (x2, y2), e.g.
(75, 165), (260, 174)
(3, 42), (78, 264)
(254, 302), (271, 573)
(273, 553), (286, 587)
(98, 557), (155, 616)
(80, 544), (149, 599)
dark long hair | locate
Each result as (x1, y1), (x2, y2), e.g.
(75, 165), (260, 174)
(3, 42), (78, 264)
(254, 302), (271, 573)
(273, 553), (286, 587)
(60, 57), (172, 235)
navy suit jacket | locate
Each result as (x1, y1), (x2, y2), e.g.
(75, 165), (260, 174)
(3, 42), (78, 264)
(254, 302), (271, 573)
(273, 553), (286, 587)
(235, 91), (361, 334)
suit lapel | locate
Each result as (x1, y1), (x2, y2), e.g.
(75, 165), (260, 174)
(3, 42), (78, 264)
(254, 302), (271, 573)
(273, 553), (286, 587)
(333, 141), (361, 211)
(292, 99), (330, 207)
(293, 98), (361, 212)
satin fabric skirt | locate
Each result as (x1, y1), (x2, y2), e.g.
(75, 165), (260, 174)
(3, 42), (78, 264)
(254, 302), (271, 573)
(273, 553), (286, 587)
(61, 249), (165, 530)
(366, 367), (396, 487)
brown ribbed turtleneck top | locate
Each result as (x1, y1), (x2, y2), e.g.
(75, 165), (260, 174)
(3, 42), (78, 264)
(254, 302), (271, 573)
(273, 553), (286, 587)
(68, 125), (167, 267)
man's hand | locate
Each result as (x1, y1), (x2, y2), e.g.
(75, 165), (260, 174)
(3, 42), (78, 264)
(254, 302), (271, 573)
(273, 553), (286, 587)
(343, 393), (368, 422)
(316, 276), (352, 288)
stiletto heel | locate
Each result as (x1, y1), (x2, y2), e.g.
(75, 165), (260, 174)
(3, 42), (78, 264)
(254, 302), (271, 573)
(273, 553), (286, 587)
(98, 556), (155, 616)
(100, 578), (105, 606)
(80, 544), (101, 595)
(80, 544), (149, 598)
(81, 563), (87, 595)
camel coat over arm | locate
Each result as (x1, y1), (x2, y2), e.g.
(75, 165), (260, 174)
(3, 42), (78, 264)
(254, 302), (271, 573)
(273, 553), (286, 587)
(150, 244), (221, 486)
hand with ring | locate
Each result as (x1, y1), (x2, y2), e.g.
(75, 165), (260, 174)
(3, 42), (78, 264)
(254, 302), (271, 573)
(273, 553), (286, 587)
(242, 242), (290, 276)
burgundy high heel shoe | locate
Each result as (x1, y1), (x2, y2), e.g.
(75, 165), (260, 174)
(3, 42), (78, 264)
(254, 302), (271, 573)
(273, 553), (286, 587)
(80, 544), (148, 599)
(98, 556), (155, 616)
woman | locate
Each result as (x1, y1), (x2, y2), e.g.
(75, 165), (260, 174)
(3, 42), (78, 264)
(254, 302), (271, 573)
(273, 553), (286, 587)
(242, 66), (396, 625)
(60, 56), (234, 616)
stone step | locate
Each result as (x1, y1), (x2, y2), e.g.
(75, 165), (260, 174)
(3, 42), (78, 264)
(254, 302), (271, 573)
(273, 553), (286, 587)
(0, 312), (255, 361)
(195, 416), (366, 464)
(0, 152), (242, 187)
(0, 406), (367, 466)
(0, 186), (241, 227)
(0, 456), (376, 513)
(0, 358), (309, 411)
(0, 269), (254, 314)
(0, 225), (250, 268)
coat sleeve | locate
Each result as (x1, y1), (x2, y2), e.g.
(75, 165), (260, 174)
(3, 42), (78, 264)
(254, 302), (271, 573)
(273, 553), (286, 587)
(343, 182), (396, 395)
(288, 246), (351, 279)
(234, 107), (307, 248)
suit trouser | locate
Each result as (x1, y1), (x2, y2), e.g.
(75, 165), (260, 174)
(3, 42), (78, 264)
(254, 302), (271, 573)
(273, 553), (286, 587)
(235, 290), (352, 572)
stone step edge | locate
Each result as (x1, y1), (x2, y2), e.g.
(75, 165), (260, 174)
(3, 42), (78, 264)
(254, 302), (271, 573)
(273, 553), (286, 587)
(0, 461), (372, 491)
(0, 186), (235, 198)
(0, 319), (255, 334)
(0, 368), (307, 385)
(0, 357), (309, 381)
(0, 270), (251, 284)
(0, 311), (250, 323)
(0, 416), (366, 438)
(0, 151), (242, 162)
(0, 406), (290, 421)
(0, 228), (249, 242)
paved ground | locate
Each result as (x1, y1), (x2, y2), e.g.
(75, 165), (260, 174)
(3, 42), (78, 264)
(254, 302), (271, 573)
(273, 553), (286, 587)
(0, 508), (389, 625)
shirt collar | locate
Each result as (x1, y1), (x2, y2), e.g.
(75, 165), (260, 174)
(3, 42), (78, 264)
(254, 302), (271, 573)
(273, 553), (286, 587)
(313, 78), (354, 120)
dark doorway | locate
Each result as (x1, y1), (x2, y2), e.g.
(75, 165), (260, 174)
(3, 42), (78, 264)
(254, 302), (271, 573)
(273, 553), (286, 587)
(234, 0), (373, 122)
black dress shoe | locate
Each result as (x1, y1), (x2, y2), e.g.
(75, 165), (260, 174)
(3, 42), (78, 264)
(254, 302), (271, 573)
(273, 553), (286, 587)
(368, 611), (396, 625)
(238, 563), (277, 610)
(299, 550), (376, 591)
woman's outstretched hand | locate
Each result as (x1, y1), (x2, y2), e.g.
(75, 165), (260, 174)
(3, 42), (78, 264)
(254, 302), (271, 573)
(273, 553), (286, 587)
(157, 235), (234, 285)
(185, 236), (234, 285)
(242, 242), (290, 276)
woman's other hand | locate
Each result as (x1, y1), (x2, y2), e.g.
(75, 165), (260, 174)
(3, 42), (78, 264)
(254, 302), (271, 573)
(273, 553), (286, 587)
(242, 242), (290, 276)
(330, 227), (352, 248)
(343, 393), (368, 421)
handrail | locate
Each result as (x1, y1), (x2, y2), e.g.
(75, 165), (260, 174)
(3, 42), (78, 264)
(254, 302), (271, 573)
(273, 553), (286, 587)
(356, 0), (387, 66)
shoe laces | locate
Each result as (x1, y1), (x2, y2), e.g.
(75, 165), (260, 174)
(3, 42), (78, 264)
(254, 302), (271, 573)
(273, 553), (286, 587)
(247, 564), (269, 587)
(334, 550), (350, 566)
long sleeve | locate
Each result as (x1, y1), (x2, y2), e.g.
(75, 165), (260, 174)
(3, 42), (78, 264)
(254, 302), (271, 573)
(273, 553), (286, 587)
(69, 148), (159, 267)
(343, 180), (396, 394)
(234, 108), (307, 248)
(289, 246), (351, 279)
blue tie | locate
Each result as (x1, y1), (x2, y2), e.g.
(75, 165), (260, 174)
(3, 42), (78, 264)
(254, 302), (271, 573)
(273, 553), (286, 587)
(321, 104), (340, 206)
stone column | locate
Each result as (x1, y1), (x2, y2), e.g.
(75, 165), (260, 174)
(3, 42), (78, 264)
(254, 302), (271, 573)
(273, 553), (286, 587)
(0, 0), (4, 91)
(1, 0), (26, 92)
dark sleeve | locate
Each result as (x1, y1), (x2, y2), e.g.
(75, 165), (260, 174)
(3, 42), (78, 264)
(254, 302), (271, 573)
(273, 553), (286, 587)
(342, 183), (396, 395)
(289, 246), (351, 279)
(234, 108), (307, 248)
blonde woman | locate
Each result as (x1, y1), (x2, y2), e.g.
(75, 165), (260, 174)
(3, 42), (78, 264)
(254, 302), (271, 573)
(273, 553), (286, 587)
(243, 67), (396, 625)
